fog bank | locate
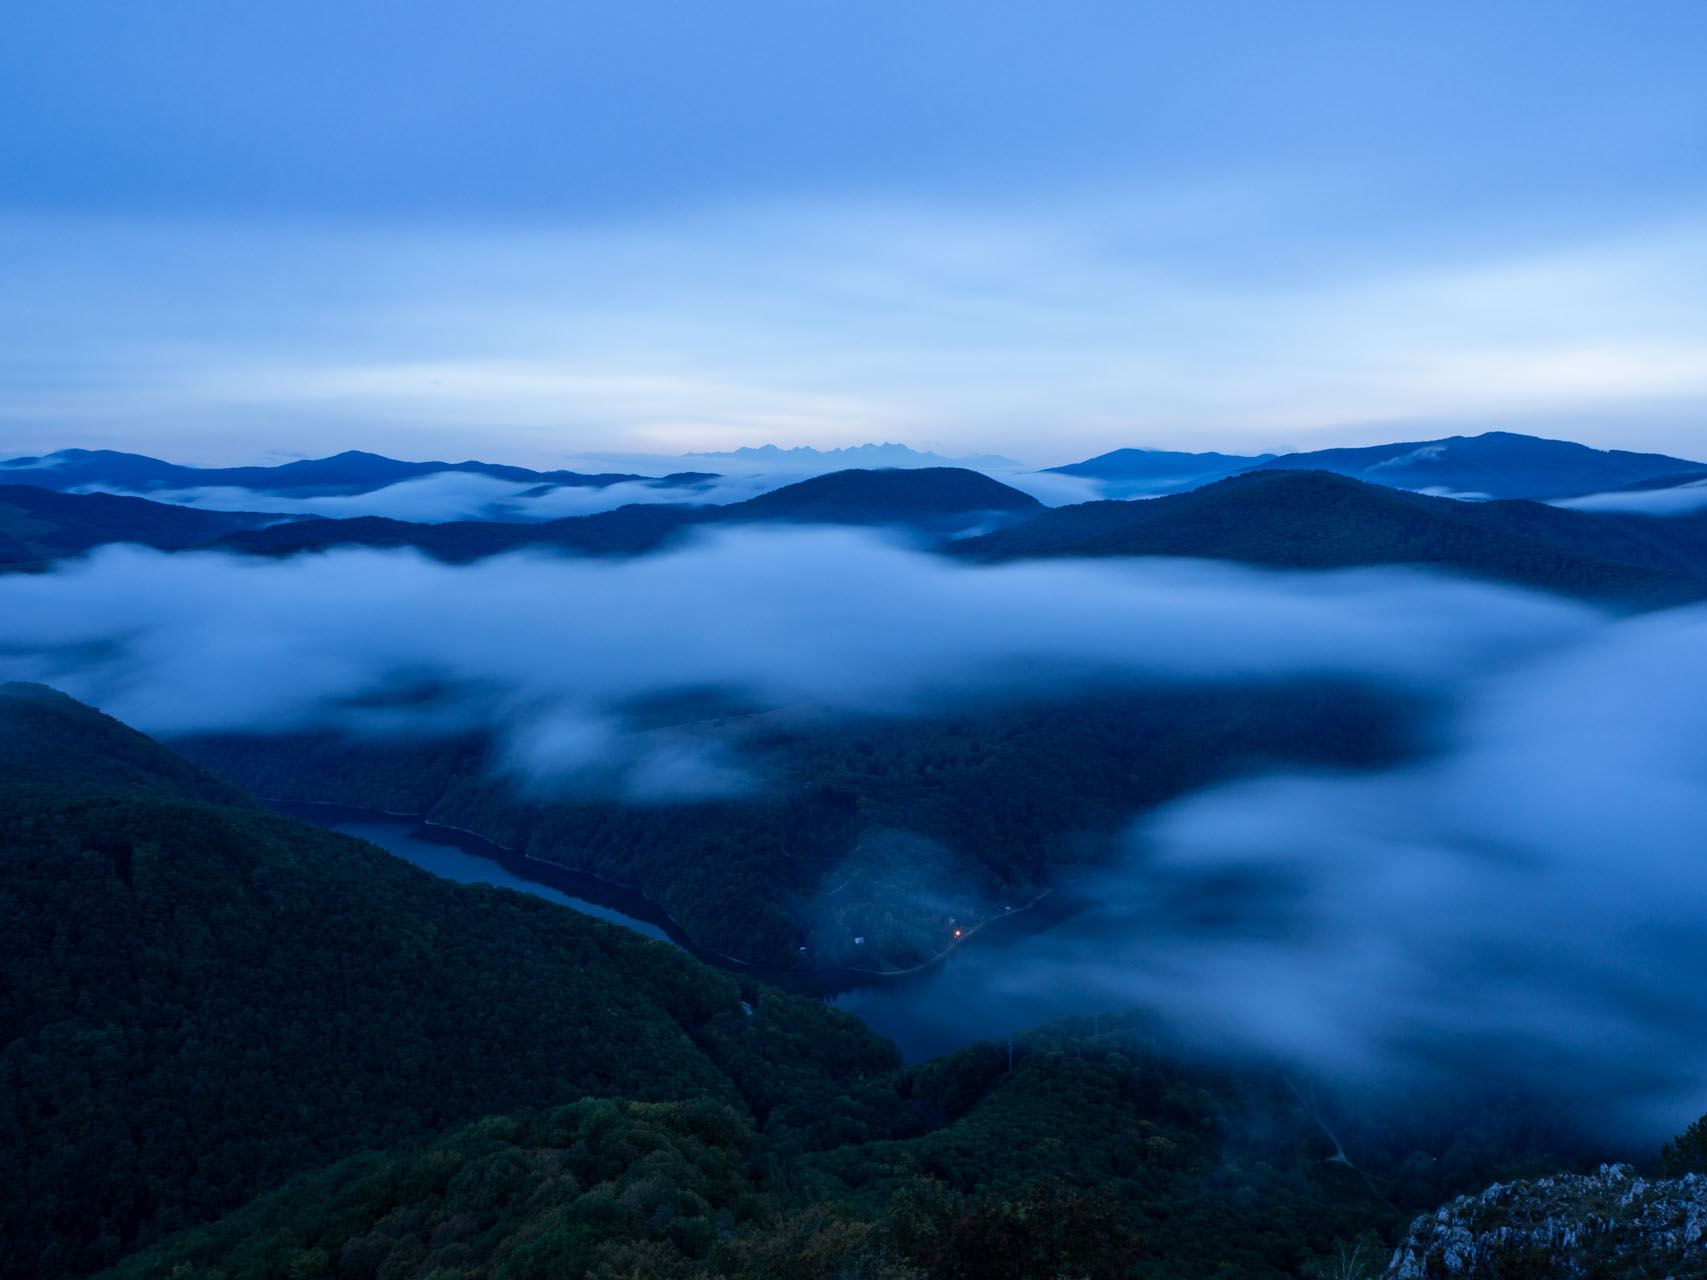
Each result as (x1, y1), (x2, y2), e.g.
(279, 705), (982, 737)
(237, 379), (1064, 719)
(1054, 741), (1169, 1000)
(843, 602), (1707, 1137)
(0, 530), (1595, 793)
(78, 471), (758, 524)
(76, 462), (1101, 523)
(9, 529), (1703, 1132)
(1552, 478), (1707, 515)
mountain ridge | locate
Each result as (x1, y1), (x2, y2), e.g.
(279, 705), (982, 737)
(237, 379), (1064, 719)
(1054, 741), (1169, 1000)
(951, 468), (1707, 607)
(0, 467), (1045, 566)
(16, 463), (1707, 611)
(681, 441), (1021, 469)
(0, 484), (296, 566)
(205, 466), (1044, 559)
(1042, 431), (1706, 501)
(1044, 446), (1276, 495)
(0, 448), (710, 498)
(1250, 430), (1703, 499)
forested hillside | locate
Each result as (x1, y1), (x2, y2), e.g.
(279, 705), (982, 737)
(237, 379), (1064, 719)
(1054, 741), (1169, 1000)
(0, 684), (895, 1278)
(3, 683), (1682, 1279)
(101, 1012), (1618, 1280)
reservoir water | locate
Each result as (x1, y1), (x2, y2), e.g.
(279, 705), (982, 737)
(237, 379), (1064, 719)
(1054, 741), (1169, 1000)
(272, 800), (1111, 1062)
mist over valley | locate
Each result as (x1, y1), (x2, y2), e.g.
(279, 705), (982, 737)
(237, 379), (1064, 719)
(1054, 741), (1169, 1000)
(9, 7), (1707, 1271)
(13, 451), (1707, 1280)
(7, 446), (1707, 1146)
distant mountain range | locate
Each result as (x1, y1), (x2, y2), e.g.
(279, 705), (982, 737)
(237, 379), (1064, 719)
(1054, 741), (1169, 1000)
(10, 432), (1707, 608)
(212, 466), (1043, 559)
(0, 447), (714, 497)
(1046, 431), (1703, 501)
(0, 466), (1045, 566)
(11, 461), (1707, 610)
(10, 432), (1699, 510)
(682, 441), (1021, 469)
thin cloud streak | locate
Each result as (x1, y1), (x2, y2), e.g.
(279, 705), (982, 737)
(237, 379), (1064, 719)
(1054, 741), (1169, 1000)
(1552, 480), (1707, 515)
(72, 463), (1099, 523)
(81, 473), (770, 523)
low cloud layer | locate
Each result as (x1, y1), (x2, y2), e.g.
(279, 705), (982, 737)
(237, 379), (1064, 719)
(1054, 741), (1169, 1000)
(78, 471), (780, 524)
(1552, 478), (1707, 515)
(74, 462), (1101, 524)
(0, 530), (1594, 765)
(10, 529), (1703, 1132)
(844, 601), (1707, 1137)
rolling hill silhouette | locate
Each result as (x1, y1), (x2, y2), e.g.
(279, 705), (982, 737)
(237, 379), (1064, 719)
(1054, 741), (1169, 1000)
(953, 469), (1707, 606)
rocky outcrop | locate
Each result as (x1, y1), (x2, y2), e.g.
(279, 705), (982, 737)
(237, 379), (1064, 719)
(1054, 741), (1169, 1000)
(1383, 1163), (1707, 1278)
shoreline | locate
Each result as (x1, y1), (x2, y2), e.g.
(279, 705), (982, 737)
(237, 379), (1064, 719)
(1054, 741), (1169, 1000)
(271, 796), (1067, 984)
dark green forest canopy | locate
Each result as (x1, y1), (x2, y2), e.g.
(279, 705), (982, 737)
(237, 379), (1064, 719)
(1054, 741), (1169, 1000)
(0, 684), (896, 1278)
(1, 684), (1683, 1280)
(0, 683), (256, 806)
(99, 1015), (1615, 1280)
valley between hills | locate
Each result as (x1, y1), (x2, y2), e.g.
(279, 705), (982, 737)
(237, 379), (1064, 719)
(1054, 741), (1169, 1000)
(7, 433), (1707, 1279)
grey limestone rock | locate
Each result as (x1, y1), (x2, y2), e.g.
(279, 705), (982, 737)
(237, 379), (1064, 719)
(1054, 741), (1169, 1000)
(1383, 1163), (1707, 1278)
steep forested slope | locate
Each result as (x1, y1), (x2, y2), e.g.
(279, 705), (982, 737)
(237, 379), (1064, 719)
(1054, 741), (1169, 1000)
(0, 685), (896, 1278)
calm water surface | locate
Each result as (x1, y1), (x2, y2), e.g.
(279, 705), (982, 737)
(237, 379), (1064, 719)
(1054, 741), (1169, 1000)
(273, 800), (1108, 1061)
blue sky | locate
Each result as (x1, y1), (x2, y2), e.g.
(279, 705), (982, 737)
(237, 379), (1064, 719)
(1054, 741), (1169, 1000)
(3, 0), (1705, 465)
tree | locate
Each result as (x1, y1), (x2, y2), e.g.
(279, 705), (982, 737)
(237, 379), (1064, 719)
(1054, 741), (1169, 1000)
(1659, 1113), (1707, 1176)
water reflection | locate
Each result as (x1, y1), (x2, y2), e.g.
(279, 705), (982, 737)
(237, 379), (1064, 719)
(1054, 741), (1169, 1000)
(327, 817), (675, 944)
(273, 800), (1101, 1061)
